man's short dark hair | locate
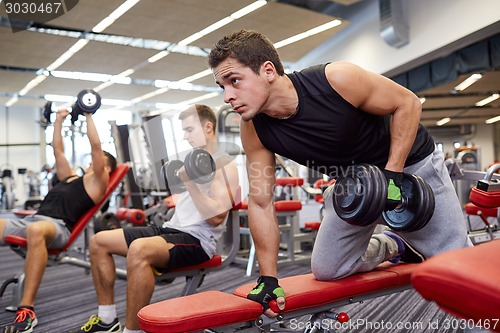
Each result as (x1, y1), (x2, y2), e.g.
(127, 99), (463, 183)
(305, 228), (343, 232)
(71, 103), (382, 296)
(208, 29), (285, 76)
(103, 151), (117, 175)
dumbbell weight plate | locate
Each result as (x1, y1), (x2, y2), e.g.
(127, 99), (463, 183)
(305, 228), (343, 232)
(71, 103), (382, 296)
(43, 101), (53, 124)
(413, 176), (435, 232)
(349, 164), (380, 226)
(184, 148), (216, 184)
(382, 173), (425, 231)
(333, 164), (377, 226)
(361, 164), (388, 225)
(75, 89), (101, 114)
(94, 212), (120, 234)
(163, 160), (186, 194)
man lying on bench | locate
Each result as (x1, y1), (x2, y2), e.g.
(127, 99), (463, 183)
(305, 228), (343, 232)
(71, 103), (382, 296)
(68, 104), (239, 333)
(0, 108), (117, 333)
(207, 29), (472, 317)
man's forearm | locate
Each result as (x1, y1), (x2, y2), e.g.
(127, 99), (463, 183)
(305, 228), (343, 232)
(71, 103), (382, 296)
(85, 114), (102, 150)
(249, 208), (280, 277)
(52, 120), (64, 154)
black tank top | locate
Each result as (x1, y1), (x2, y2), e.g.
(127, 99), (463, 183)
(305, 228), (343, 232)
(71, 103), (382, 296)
(252, 64), (435, 178)
(37, 176), (95, 231)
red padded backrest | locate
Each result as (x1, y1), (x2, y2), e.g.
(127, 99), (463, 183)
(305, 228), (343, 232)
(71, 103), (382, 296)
(60, 163), (129, 251)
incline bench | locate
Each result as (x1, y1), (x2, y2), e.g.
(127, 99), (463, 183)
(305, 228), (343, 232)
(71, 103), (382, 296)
(138, 263), (416, 332)
(0, 163), (130, 311)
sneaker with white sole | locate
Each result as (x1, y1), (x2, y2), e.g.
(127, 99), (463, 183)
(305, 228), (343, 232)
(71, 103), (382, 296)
(67, 314), (122, 333)
(2, 306), (38, 333)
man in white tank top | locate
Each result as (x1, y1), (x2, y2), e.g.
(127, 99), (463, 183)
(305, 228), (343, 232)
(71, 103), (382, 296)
(69, 104), (239, 333)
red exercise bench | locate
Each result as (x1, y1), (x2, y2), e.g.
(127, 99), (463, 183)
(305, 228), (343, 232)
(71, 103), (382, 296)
(412, 240), (500, 332)
(0, 163), (130, 311)
(413, 176), (500, 332)
(138, 263), (416, 333)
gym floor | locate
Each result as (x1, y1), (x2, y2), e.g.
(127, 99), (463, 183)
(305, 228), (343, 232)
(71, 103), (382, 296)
(0, 201), (470, 332)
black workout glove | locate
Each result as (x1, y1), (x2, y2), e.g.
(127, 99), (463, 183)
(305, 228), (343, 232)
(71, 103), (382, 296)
(247, 276), (285, 312)
(383, 169), (403, 211)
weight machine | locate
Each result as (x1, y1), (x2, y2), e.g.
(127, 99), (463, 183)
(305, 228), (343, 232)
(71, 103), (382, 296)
(446, 158), (500, 244)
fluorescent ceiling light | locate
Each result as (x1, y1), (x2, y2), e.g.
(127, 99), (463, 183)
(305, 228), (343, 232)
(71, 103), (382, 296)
(231, 0), (266, 19)
(45, 94), (131, 107)
(180, 92), (221, 105)
(93, 0), (140, 32)
(453, 73), (482, 92)
(119, 69), (135, 77)
(148, 51), (170, 63)
(50, 70), (131, 84)
(486, 115), (500, 124)
(44, 94), (75, 103)
(131, 87), (170, 104)
(94, 82), (114, 92)
(102, 98), (132, 107)
(274, 19), (342, 49)
(179, 69), (213, 83)
(92, 17), (116, 33)
(109, 0), (140, 19)
(6, 96), (18, 107)
(177, 1), (266, 46)
(475, 93), (500, 107)
(46, 40), (89, 71)
(436, 117), (451, 126)
(19, 75), (47, 96)
(178, 17), (233, 46)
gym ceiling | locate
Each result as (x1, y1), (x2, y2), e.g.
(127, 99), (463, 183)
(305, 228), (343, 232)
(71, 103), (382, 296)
(0, 0), (499, 130)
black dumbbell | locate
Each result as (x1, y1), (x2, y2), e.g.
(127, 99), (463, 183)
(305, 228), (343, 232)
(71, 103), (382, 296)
(332, 164), (435, 232)
(163, 148), (216, 194)
(42, 89), (101, 125)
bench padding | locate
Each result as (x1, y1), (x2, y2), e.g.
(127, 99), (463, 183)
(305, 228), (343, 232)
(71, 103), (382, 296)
(138, 263), (416, 333)
(412, 240), (500, 332)
(138, 290), (263, 333)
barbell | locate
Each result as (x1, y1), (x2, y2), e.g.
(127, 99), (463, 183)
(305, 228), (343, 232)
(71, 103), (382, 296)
(163, 148), (216, 194)
(332, 164), (435, 232)
(43, 89), (101, 125)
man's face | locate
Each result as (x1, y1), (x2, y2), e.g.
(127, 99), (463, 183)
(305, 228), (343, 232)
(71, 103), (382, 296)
(213, 58), (269, 122)
(182, 114), (207, 149)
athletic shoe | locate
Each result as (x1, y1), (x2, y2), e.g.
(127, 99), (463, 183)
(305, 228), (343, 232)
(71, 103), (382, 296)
(67, 315), (122, 333)
(384, 230), (425, 263)
(3, 306), (38, 333)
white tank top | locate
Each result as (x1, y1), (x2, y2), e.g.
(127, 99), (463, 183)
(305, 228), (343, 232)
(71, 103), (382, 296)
(166, 150), (232, 257)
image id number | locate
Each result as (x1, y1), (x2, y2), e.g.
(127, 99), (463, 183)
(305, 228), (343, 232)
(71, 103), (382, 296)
(5, 2), (62, 14)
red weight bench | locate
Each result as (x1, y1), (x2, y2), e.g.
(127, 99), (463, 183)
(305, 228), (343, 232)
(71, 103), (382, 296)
(138, 263), (416, 333)
(412, 240), (500, 332)
(0, 163), (130, 311)
(412, 180), (500, 331)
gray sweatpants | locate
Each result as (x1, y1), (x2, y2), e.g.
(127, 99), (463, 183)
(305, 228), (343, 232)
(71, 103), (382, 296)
(0, 214), (70, 249)
(311, 149), (472, 280)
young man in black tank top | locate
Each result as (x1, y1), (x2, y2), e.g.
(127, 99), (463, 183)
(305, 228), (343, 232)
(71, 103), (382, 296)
(208, 29), (471, 318)
(0, 109), (116, 333)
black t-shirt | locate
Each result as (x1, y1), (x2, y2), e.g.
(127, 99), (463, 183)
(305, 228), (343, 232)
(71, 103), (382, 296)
(252, 64), (435, 178)
(37, 175), (95, 231)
